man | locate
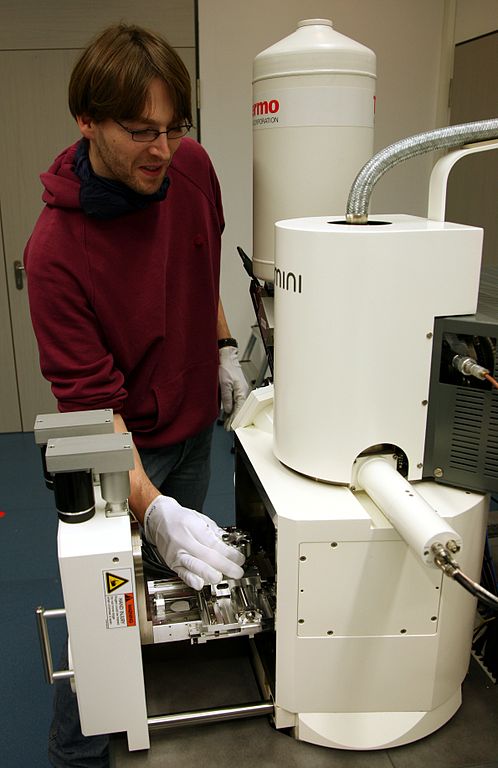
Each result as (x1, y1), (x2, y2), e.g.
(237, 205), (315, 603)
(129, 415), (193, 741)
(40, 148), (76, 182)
(24, 23), (248, 767)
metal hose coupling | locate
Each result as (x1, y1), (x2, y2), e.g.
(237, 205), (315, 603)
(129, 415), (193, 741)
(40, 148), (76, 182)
(345, 118), (498, 223)
(432, 542), (498, 611)
(431, 541), (460, 577)
(452, 355), (489, 380)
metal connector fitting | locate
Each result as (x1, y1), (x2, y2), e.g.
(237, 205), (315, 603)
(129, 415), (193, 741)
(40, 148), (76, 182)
(445, 539), (461, 554)
(345, 213), (369, 225)
(431, 542), (460, 577)
(452, 355), (489, 380)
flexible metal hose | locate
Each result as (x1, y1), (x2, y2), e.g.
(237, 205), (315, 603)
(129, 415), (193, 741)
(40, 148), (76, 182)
(346, 118), (498, 223)
(432, 543), (498, 612)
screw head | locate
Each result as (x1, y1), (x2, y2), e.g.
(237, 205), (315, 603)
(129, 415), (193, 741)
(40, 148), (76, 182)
(434, 467), (444, 478)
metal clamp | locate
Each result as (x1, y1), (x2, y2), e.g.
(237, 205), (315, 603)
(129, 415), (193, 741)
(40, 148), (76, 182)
(35, 606), (74, 684)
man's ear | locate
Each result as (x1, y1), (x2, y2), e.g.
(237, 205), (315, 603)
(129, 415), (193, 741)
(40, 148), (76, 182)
(76, 114), (96, 140)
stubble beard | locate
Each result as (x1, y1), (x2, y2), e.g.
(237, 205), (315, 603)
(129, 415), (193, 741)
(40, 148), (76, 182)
(91, 133), (166, 196)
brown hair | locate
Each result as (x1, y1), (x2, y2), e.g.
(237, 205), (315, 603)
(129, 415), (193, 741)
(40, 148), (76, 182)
(68, 23), (192, 124)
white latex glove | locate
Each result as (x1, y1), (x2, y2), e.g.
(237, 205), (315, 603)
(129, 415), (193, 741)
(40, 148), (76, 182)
(144, 495), (245, 591)
(219, 346), (250, 430)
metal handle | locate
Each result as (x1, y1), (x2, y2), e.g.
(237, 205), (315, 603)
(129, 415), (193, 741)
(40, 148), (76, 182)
(14, 260), (25, 290)
(35, 606), (74, 684)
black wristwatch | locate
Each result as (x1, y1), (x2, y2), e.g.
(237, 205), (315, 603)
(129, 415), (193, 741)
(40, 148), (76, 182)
(218, 337), (238, 349)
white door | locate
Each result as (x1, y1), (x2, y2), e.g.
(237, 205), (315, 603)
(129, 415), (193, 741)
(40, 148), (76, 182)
(0, 0), (196, 432)
(0, 48), (82, 432)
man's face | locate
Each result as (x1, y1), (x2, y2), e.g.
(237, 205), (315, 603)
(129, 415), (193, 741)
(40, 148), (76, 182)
(78, 78), (182, 195)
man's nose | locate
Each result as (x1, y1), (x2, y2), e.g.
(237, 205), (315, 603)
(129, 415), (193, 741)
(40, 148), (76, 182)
(148, 133), (172, 159)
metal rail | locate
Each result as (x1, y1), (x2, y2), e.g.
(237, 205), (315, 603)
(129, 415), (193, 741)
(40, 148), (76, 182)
(148, 701), (274, 730)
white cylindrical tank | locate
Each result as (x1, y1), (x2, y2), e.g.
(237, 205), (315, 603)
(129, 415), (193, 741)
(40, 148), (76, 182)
(252, 19), (376, 282)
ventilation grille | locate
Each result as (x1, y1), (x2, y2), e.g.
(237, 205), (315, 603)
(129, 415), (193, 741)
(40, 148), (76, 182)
(484, 397), (498, 477)
(449, 389), (485, 472)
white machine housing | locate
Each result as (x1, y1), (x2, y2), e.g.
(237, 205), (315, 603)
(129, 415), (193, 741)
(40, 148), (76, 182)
(272, 214), (483, 484)
(57, 493), (149, 750)
(232, 199), (489, 748)
(235, 414), (487, 748)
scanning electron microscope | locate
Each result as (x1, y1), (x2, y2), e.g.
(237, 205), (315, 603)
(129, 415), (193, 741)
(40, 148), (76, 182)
(35, 20), (498, 757)
(35, 126), (498, 753)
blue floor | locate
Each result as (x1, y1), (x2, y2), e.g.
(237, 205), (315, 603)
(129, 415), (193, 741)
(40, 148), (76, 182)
(1, 426), (498, 768)
(1, 433), (61, 767)
(0, 424), (237, 768)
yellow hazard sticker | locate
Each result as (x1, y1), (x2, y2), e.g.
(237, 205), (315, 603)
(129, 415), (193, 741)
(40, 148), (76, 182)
(102, 568), (136, 629)
(105, 572), (129, 594)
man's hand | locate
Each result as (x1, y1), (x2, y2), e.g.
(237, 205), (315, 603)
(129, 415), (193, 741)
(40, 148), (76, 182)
(144, 495), (245, 590)
(219, 346), (250, 430)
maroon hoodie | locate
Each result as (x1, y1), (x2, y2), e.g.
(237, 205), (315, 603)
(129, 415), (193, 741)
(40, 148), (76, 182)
(24, 138), (224, 448)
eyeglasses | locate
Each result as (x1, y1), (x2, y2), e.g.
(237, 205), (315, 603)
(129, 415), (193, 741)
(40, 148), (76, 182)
(114, 119), (192, 142)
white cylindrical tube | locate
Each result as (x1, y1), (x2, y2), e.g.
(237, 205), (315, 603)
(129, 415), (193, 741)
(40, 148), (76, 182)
(357, 457), (462, 567)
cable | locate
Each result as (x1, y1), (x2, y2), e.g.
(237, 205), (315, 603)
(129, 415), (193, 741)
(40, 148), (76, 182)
(473, 616), (495, 640)
(452, 354), (498, 389)
(484, 372), (498, 389)
(432, 543), (498, 612)
(453, 571), (498, 612)
(140, 537), (177, 578)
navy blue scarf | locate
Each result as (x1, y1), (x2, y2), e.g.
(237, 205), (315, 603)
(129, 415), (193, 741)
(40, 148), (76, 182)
(73, 139), (170, 219)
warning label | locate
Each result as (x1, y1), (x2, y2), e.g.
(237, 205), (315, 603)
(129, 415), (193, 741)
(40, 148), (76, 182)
(105, 572), (129, 594)
(103, 569), (136, 629)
